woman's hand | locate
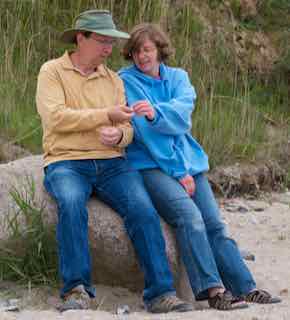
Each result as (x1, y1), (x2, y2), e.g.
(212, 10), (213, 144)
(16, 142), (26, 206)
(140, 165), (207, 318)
(132, 100), (155, 121)
(179, 174), (195, 196)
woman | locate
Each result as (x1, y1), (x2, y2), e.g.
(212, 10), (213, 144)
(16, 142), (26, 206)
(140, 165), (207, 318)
(119, 23), (281, 310)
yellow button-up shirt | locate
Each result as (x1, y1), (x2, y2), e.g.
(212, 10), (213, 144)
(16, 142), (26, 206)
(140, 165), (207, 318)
(36, 51), (133, 167)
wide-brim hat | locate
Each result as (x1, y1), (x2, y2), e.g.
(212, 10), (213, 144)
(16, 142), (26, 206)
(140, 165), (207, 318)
(60, 9), (130, 43)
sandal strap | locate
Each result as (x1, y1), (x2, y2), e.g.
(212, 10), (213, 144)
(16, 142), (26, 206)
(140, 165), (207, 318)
(245, 289), (281, 304)
(209, 291), (249, 310)
(208, 291), (233, 310)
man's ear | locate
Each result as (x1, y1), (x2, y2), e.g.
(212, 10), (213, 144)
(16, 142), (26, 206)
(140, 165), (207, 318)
(75, 32), (84, 45)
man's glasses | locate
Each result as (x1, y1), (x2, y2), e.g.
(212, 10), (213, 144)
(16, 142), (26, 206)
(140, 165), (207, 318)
(90, 37), (117, 46)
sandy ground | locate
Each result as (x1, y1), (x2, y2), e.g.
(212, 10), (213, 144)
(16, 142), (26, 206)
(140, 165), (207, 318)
(0, 191), (289, 320)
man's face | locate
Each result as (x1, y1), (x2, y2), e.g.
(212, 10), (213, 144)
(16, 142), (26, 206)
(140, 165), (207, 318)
(79, 33), (116, 65)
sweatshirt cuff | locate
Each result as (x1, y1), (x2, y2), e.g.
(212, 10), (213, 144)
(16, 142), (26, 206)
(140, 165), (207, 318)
(146, 108), (160, 125)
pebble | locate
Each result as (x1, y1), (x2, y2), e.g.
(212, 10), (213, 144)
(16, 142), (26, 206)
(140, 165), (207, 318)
(247, 200), (269, 212)
(271, 192), (290, 205)
(278, 233), (287, 241)
(224, 201), (250, 213)
(279, 288), (289, 296)
(0, 298), (20, 312)
(240, 249), (255, 261)
(116, 305), (130, 315)
(247, 215), (258, 225)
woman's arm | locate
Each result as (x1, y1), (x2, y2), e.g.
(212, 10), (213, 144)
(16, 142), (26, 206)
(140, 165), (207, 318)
(148, 69), (196, 135)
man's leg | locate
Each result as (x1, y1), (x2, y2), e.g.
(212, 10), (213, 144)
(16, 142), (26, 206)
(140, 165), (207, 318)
(192, 173), (256, 297)
(141, 169), (223, 300)
(93, 158), (192, 312)
(44, 160), (95, 298)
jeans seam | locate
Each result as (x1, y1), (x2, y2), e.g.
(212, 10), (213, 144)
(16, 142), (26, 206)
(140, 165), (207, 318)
(96, 185), (123, 213)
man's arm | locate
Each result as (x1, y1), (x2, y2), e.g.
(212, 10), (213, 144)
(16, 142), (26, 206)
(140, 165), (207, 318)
(36, 68), (133, 133)
(36, 68), (112, 132)
(114, 79), (133, 147)
(100, 78), (133, 148)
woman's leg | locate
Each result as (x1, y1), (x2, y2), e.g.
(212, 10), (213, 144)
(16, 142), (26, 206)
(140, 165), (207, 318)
(192, 173), (256, 296)
(141, 169), (223, 299)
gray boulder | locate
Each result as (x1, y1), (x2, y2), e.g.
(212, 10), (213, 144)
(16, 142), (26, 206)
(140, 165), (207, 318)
(0, 156), (194, 301)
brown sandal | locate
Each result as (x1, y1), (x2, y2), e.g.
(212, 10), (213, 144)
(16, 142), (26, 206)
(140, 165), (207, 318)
(208, 291), (248, 310)
(245, 289), (281, 304)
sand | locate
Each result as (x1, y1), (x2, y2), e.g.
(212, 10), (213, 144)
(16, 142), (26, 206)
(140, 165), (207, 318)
(1, 192), (289, 320)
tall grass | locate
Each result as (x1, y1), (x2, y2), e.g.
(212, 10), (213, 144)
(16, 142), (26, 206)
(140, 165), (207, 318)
(0, 0), (289, 166)
(0, 176), (58, 284)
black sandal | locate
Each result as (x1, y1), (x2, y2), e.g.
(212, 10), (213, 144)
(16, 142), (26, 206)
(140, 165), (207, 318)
(245, 289), (281, 304)
(208, 291), (248, 310)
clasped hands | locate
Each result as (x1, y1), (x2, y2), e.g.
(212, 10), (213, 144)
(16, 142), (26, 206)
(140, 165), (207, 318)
(100, 101), (155, 146)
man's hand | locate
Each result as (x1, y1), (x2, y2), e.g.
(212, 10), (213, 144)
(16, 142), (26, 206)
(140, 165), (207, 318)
(107, 106), (133, 123)
(132, 100), (155, 121)
(100, 126), (123, 146)
(179, 174), (195, 196)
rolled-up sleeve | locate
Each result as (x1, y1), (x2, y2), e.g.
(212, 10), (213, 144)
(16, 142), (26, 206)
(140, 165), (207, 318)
(115, 78), (133, 147)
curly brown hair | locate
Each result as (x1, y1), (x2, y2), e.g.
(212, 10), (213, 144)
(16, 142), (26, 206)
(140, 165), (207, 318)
(123, 23), (174, 62)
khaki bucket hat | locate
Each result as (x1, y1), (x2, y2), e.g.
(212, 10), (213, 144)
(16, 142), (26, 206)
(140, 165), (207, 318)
(60, 9), (130, 43)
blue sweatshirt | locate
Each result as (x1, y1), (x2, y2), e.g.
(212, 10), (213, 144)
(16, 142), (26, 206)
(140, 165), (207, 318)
(119, 63), (209, 179)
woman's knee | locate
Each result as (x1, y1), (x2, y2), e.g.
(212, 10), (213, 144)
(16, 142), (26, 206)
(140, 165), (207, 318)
(175, 211), (206, 232)
(206, 219), (227, 239)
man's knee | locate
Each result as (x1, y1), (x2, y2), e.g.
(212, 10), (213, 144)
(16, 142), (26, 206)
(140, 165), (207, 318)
(58, 187), (87, 207)
(124, 207), (161, 236)
(45, 168), (90, 207)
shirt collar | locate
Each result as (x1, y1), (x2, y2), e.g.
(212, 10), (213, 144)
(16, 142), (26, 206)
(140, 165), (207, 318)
(60, 51), (107, 78)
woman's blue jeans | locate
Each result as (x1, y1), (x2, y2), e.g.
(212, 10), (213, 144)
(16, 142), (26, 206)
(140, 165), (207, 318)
(44, 158), (175, 303)
(141, 169), (256, 299)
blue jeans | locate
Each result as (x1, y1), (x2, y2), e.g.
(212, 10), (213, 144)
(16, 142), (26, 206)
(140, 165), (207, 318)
(141, 169), (256, 299)
(44, 158), (175, 303)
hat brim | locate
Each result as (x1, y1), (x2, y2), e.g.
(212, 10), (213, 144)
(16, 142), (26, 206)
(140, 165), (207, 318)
(60, 28), (130, 43)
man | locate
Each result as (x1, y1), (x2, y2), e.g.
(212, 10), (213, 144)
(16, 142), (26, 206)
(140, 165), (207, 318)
(36, 9), (193, 313)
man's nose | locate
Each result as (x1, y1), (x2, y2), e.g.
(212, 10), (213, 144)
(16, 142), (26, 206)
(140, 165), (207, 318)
(103, 46), (112, 55)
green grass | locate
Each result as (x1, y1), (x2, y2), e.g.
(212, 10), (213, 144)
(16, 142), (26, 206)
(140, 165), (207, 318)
(0, 176), (58, 285)
(192, 80), (266, 167)
(0, 0), (289, 167)
(228, 0), (290, 31)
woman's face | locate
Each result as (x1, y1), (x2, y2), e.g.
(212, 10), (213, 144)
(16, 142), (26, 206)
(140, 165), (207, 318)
(132, 37), (160, 78)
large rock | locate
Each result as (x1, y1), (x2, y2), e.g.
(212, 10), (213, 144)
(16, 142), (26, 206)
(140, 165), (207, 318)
(208, 161), (285, 198)
(0, 156), (193, 301)
(0, 137), (32, 164)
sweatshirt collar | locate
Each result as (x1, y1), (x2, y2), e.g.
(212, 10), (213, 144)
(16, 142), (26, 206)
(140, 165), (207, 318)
(159, 63), (169, 81)
(130, 63), (169, 83)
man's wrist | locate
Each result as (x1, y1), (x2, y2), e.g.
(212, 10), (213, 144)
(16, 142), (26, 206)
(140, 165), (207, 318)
(116, 129), (124, 145)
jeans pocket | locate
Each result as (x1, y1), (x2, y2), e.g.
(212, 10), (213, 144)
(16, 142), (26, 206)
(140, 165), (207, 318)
(45, 160), (72, 175)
